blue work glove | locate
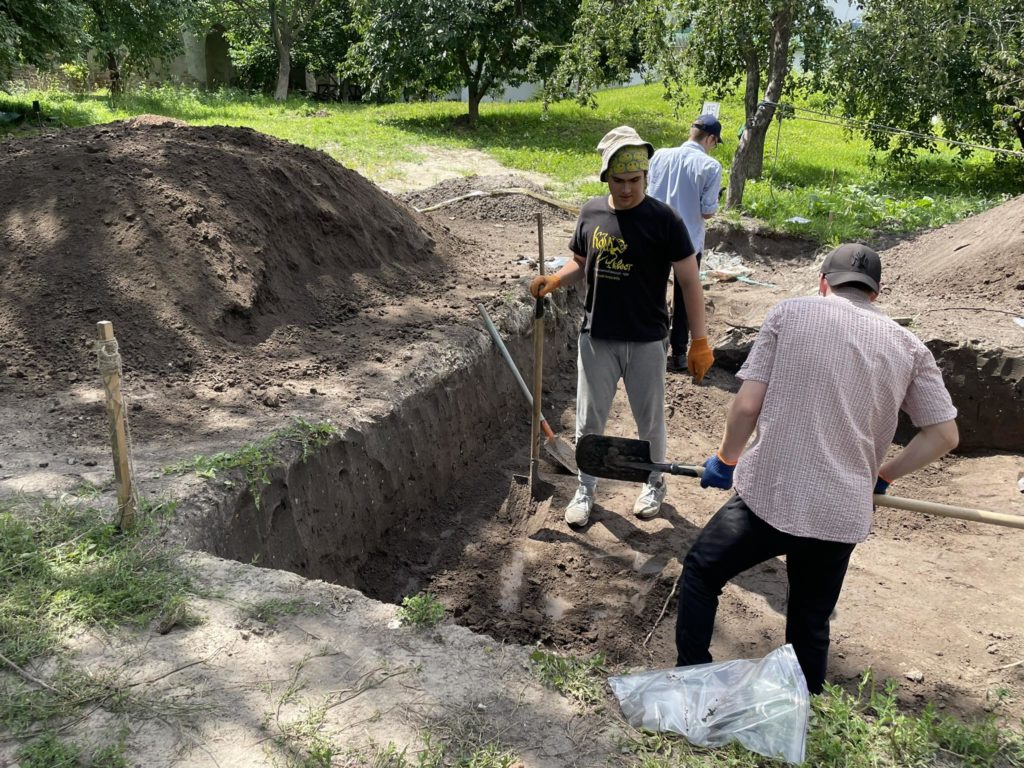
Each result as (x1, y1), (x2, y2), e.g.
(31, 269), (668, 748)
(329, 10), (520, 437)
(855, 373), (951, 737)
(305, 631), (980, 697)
(873, 476), (891, 495)
(700, 452), (737, 490)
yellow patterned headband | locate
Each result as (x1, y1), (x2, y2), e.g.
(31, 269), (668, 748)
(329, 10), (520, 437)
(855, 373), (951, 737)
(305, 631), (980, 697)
(608, 146), (649, 176)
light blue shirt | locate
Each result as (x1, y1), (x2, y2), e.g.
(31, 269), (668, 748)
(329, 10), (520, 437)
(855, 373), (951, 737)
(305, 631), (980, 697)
(647, 140), (722, 254)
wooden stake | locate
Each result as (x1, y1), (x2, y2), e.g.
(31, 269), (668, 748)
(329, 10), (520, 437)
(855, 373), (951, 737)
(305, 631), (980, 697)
(96, 321), (135, 530)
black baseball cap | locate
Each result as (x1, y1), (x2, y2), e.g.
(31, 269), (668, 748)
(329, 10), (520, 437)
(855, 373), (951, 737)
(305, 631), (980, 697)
(693, 114), (723, 143)
(820, 243), (882, 293)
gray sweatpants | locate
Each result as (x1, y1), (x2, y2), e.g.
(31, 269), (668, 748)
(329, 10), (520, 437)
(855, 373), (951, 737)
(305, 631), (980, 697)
(575, 333), (667, 490)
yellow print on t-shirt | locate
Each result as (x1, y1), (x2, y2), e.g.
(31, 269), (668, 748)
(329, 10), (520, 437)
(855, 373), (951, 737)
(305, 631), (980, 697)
(592, 226), (632, 277)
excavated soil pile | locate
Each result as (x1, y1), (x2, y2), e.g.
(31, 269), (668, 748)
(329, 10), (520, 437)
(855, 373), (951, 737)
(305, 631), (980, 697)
(0, 121), (464, 393)
(882, 195), (1024, 310)
(401, 173), (577, 223)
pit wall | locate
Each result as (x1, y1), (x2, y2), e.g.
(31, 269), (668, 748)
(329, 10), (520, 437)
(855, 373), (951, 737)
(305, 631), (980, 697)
(719, 330), (1023, 452)
(193, 295), (581, 583)
(902, 340), (1024, 452)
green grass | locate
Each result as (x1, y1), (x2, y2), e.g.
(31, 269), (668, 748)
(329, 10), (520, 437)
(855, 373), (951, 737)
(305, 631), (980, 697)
(529, 649), (607, 707)
(0, 494), (191, 667)
(164, 418), (337, 508)
(0, 492), (194, 759)
(3, 82), (1020, 243)
(615, 670), (1024, 767)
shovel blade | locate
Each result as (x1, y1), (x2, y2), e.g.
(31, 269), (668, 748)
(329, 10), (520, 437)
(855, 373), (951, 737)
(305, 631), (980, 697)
(575, 434), (654, 483)
(543, 436), (577, 474)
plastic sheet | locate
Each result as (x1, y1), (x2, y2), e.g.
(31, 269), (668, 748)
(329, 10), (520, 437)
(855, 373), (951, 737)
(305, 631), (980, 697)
(608, 644), (809, 764)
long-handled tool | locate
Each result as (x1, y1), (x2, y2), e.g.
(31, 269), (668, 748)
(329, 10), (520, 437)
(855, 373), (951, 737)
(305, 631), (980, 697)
(529, 214), (547, 497)
(576, 434), (1024, 530)
(477, 306), (577, 474)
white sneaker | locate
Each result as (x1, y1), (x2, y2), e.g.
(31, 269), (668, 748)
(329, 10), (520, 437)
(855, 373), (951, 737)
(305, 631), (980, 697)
(564, 485), (594, 527)
(633, 479), (667, 519)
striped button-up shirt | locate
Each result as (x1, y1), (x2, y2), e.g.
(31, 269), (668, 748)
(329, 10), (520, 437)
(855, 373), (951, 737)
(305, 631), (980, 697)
(735, 288), (957, 543)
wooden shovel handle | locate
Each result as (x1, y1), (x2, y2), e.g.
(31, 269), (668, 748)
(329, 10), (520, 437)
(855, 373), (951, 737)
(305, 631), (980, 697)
(876, 494), (1024, 530)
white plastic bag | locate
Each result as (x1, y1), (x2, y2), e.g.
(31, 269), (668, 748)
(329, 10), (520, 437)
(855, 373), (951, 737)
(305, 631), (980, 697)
(608, 644), (809, 764)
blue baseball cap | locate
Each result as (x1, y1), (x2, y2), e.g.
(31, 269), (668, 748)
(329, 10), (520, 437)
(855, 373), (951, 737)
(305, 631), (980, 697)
(693, 114), (723, 143)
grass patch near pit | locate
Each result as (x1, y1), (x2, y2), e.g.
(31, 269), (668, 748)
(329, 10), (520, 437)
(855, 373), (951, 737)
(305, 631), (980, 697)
(529, 649), (607, 708)
(3, 83), (1021, 245)
(164, 417), (337, 508)
(0, 492), (196, 758)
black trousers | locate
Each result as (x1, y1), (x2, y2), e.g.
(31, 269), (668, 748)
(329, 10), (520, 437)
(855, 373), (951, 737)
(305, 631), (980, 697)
(675, 494), (855, 694)
(670, 251), (703, 357)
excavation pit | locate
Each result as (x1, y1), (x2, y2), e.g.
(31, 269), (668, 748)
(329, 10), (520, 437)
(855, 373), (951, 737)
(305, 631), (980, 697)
(2, 123), (1022, 740)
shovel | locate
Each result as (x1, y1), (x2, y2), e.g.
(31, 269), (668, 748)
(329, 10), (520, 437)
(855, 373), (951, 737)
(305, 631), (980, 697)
(477, 303), (577, 474)
(576, 434), (1024, 530)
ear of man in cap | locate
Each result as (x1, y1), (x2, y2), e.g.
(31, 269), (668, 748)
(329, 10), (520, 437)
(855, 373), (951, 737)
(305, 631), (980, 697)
(821, 243), (882, 293)
(597, 125), (654, 182)
(691, 114), (723, 144)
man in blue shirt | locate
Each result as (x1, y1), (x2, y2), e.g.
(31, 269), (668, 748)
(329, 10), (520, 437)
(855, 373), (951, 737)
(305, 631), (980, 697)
(648, 114), (724, 372)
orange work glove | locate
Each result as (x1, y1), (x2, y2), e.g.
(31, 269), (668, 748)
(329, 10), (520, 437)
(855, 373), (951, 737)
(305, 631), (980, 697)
(530, 274), (561, 298)
(687, 337), (714, 384)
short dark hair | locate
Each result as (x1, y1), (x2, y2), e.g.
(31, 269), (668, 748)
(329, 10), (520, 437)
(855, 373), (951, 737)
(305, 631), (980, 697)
(690, 126), (717, 143)
(825, 278), (874, 294)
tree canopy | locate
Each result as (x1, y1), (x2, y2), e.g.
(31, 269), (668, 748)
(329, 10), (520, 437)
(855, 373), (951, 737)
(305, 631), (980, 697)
(554, 0), (836, 206)
(826, 0), (1024, 155)
(1, 0), (87, 81)
(345, 0), (579, 125)
(1, 0), (190, 88)
(210, 0), (354, 97)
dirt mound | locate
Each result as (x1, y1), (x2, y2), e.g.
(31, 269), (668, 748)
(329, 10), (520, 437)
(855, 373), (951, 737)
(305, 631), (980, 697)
(124, 114), (189, 128)
(400, 174), (577, 223)
(881, 194), (1024, 309)
(0, 122), (462, 391)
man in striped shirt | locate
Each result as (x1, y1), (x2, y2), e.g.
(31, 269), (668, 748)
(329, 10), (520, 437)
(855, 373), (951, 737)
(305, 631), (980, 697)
(676, 243), (959, 694)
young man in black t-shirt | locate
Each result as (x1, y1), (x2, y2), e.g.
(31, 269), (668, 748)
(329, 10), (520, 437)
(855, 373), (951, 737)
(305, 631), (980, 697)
(531, 126), (714, 527)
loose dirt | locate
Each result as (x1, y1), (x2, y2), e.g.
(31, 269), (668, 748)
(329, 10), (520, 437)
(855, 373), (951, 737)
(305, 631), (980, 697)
(1, 121), (1022, 766)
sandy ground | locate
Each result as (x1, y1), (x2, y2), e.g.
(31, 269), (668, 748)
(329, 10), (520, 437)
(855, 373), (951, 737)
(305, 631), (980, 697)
(1, 125), (1023, 766)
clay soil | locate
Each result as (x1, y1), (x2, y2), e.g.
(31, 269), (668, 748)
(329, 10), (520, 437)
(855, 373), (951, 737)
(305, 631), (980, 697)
(1, 121), (1023, 766)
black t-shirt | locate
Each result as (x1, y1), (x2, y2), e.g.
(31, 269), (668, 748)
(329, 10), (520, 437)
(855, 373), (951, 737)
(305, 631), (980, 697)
(569, 195), (694, 342)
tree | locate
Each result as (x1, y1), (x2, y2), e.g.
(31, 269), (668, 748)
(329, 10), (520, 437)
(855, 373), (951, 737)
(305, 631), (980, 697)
(553, 0), (835, 207)
(346, 0), (578, 126)
(681, 0), (834, 206)
(214, 0), (325, 99)
(216, 0), (355, 94)
(0, 0), (87, 81)
(826, 0), (1024, 157)
(545, 0), (685, 107)
(84, 0), (191, 94)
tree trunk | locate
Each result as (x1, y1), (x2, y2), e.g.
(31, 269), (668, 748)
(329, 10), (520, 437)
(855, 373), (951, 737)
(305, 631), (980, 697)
(274, 43), (290, 101)
(106, 50), (122, 96)
(466, 82), (481, 127)
(270, 3), (290, 101)
(726, 8), (794, 208)
(1013, 116), (1024, 151)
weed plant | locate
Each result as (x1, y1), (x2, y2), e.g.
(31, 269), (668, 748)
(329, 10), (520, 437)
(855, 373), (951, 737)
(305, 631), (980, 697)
(396, 592), (445, 628)
(529, 649), (607, 707)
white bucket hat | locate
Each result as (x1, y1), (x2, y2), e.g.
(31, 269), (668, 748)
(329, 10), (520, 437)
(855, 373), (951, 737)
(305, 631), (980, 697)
(597, 125), (654, 182)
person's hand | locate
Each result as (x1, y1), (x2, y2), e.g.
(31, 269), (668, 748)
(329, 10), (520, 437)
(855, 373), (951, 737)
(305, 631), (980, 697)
(530, 274), (561, 298)
(873, 475), (891, 495)
(700, 452), (736, 490)
(687, 337), (714, 384)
